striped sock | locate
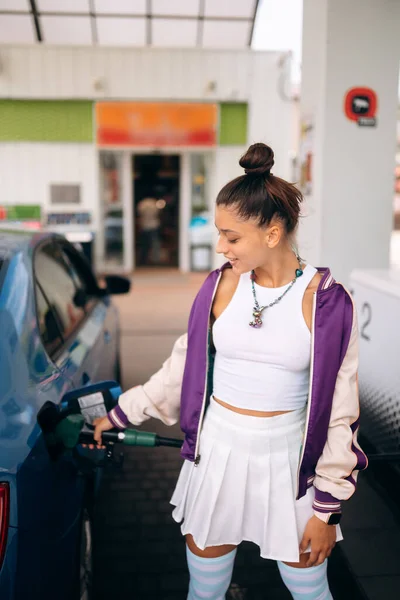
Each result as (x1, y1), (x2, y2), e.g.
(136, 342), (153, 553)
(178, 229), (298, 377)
(186, 545), (237, 600)
(277, 560), (333, 600)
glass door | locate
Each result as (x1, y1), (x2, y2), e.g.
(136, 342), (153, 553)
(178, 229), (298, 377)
(99, 151), (125, 271)
(188, 153), (214, 271)
(133, 154), (180, 268)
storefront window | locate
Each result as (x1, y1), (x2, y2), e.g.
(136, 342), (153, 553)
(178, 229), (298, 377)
(99, 151), (124, 268)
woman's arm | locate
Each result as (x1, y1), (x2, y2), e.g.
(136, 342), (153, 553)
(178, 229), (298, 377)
(300, 295), (367, 566)
(312, 299), (368, 518)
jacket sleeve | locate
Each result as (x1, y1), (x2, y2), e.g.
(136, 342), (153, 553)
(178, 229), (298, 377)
(313, 302), (368, 517)
(107, 333), (188, 428)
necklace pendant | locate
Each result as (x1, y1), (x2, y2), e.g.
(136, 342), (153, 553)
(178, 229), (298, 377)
(249, 257), (302, 329)
(249, 309), (263, 328)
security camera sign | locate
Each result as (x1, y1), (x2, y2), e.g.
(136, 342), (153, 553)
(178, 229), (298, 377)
(344, 87), (377, 127)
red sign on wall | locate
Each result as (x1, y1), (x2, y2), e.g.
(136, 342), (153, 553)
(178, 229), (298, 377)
(344, 87), (377, 127)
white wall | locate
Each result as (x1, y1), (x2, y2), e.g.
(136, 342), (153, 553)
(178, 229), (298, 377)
(298, 0), (400, 283)
(322, 0), (399, 280)
(247, 52), (294, 181)
(0, 142), (98, 227)
(296, 0), (329, 265)
(0, 46), (283, 103)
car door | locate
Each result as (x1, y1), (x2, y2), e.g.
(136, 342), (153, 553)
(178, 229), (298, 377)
(14, 245), (88, 600)
(15, 239), (118, 600)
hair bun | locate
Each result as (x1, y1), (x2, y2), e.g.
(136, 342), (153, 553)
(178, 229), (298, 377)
(239, 143), (274, 177)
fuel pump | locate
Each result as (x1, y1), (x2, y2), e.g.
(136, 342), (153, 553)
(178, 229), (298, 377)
(37, 381), (183, 465)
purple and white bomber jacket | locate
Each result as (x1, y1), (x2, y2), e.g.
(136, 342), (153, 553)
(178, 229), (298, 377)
(108, 264), (368, 519)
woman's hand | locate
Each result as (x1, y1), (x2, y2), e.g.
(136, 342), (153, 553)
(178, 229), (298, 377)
(81, 415), (114, 450)
(93, 415), (115, 444)
(299, 515), (336, 567)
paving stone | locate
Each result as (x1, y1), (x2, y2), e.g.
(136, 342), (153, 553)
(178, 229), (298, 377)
(358, 575), (400, 600)
(134, 515), (152, 527)
(139, 480), (155, 490)
(149, 489), (164, 499)
(340, 527), (400, 577)
(160, 572), (190, 592)
(157, 479), (172, 489)
(341, 474), (399, 530)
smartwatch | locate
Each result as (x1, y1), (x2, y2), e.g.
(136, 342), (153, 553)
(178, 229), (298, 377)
(314, 511), (342, 525)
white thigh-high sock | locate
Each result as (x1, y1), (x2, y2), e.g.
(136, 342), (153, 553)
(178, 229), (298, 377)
(277, 560), (333, 600)
(186, 545), (237, 600)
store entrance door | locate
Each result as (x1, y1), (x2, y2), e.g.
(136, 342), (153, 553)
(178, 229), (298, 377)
(133, 154), (180, 268)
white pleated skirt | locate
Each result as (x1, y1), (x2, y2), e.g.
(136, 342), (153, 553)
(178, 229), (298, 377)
(170, 397), (342, 562)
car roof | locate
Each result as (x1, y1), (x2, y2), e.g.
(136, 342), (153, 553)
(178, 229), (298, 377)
(0, 230), (55, 261)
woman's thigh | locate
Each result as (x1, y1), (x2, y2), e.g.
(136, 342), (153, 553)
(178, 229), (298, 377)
(282, 553), (312, 568)
(186, 534), (237, 558)
(186, 534), (313, 566)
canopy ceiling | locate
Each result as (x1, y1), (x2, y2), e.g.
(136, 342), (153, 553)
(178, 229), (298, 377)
(0, 0), (259, 49)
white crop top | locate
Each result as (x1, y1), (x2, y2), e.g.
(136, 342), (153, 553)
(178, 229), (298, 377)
(212, 264), (317, 411)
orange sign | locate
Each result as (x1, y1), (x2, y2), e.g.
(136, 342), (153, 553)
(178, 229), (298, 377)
(96, 102), (217, 147)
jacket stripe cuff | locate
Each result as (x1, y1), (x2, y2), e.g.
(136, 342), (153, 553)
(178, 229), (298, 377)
(313, 489), (342, 514)
(108, 405), (130, 430)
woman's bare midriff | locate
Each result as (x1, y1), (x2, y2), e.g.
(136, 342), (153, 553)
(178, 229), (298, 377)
(213, 396), (293, 418)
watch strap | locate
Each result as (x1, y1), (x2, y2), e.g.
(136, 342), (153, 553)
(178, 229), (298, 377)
(314, 510), (342, 525)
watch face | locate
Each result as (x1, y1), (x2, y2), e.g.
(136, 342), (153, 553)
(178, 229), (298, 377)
(328, 513), (342, 525)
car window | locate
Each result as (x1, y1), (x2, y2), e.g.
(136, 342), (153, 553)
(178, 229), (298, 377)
(35, 283), (64, 356)
(35, 244), (86, 341)
(59, 243), (98, 313)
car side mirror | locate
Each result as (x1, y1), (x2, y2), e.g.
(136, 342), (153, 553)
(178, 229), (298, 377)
(104, 275), (131, 295)
(73, 288), (87, 308)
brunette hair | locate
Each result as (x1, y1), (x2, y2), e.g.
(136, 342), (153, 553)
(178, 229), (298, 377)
(216, 142), (303, 234)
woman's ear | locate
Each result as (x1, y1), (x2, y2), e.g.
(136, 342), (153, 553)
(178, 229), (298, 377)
(265, 222), (283, 248)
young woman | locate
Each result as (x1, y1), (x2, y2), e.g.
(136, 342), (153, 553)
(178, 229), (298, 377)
(93, 143), (367, 600)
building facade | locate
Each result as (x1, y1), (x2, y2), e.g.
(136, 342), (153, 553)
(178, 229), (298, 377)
(0, 45), (294, 272)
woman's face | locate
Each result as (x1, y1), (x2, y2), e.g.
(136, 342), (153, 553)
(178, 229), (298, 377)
(215, 205), (274, 274)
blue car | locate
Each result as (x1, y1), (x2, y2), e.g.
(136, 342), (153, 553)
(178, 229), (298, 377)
(0, 230), (130, 600)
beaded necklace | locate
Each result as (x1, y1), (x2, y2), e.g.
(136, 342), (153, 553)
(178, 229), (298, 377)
(249, 256), (303, 328)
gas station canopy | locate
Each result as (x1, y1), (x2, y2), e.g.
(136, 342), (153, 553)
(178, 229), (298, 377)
(0, 0), (259, 48)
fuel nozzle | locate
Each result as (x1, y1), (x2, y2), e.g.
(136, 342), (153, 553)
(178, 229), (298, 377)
(37, 381), (183, 458)
(78, 427), (182, 449)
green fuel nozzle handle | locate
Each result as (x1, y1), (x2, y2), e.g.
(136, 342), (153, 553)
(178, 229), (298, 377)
(50, 413), (183, 450)
(111, 430), (182, 448)
(52, 415), (157, 448)
(119, 429), (157, 447)
(105, 430), (182, 448)
(55, 413), (85, 449)
(104, 429), (182, 448)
